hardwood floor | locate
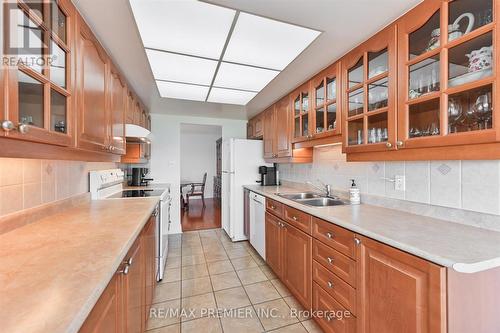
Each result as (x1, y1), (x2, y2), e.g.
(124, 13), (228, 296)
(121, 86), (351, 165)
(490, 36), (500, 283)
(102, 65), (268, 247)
(181, 198), (221, 232)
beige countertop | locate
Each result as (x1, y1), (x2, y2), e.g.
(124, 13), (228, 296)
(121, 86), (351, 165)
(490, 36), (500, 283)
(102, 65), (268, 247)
(245, 184), (500, 274)
(0, 197), (159, 333)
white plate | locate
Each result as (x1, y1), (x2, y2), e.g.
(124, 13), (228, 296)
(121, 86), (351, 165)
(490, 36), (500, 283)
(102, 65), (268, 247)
(449, 67), (492, 87)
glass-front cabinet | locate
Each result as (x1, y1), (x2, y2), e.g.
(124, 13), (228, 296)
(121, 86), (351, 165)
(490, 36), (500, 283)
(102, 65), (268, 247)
(311, 62), (341, 138)
(291, 82), (311, 142)
(398, 0), (498, 149)
(342, 24), (398, 152)
(2, 0), (73, 146)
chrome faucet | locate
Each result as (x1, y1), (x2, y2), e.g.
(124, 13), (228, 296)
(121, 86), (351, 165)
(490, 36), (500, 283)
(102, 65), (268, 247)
(306, 180), (332, 197)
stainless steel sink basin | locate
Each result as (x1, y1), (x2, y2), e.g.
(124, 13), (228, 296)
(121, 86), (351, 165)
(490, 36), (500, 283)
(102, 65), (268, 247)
(297, 197), (346, 207)
(277, 192), (321, 200)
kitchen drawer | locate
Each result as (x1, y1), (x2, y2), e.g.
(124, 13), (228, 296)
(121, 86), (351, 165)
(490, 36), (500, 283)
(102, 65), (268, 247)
(313, 239), (356, 287)
(284, 205), (312, 234)
(312, 282), (357, 333)
(266, 198), (284, 218)
(313, 261), (357, 316)
(312, 217), (356, 259)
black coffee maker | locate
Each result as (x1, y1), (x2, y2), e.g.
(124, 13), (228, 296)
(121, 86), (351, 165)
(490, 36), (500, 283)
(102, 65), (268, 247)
(257, 165), (278, 186)
(130, 167), (154, 186)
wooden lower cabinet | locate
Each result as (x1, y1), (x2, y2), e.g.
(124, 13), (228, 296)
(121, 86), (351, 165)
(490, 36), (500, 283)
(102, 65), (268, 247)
(356, 235), (446, 333)
(265, 212), (283, 277)
(313, 282), (357, 333)
(79, 214), (157, 333)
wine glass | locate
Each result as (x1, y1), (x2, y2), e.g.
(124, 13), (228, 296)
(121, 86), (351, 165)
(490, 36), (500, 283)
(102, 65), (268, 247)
(474, 92), (492, 130)
(448, 98), (462, 133)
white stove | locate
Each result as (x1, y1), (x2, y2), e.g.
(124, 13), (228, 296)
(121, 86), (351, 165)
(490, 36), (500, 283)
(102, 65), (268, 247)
(89, 169), (171, 281)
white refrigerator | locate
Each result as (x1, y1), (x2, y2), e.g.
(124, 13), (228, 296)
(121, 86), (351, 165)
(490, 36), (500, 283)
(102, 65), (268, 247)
(221, 139), (271, 242)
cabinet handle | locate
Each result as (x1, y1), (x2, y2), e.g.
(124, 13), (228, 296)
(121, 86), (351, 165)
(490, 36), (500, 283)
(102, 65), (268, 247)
(354, 237), (361, 245)
(386, 142), (393, 148)
(117, 264), (129, 275)
(327, 281), (334, 288)
(271, 205), (276, 209)
(1, 120), (29, 134)
(124, 257), (133, 266)
(396, 140), (404, 147)
(292, 216), (298, 221)
(326, 314), (333, 322)
(327, 257), (334, 264)
(326, 232), (333, 239)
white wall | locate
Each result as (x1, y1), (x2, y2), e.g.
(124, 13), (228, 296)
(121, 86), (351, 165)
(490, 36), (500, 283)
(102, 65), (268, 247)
(180, 124), (222, 199)
(149, 114), (247, 234)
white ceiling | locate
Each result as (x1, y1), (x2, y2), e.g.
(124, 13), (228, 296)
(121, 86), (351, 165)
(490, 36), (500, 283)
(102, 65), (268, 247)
(72, 0), (422, 119)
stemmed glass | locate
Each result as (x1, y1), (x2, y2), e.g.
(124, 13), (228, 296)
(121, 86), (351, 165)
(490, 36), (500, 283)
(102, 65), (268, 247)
(474, 92), (492, 130)
(448, 98), (462, 133)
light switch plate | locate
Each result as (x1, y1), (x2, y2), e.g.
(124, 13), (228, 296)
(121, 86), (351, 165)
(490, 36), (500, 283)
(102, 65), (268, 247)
(395, 175), (405, 191)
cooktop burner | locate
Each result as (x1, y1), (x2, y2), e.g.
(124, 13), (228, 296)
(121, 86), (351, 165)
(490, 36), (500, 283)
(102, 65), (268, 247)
(108, 189), (165, 198)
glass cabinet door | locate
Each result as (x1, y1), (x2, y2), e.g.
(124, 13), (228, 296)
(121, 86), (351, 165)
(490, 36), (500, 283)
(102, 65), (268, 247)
(4, 0), (72, 145)
(399, 0), (497, 148)
(291, 82), (312, 142)
(343, 24), (397, 152)
(312, 62), (341, 137)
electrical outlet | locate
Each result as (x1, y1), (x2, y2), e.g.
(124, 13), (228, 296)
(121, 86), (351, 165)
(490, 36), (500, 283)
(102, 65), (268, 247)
(395, 175), (405, 191)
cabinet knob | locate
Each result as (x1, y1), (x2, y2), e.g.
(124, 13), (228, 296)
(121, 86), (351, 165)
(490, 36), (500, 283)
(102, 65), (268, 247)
(326, 314), (332, 322)
(327, 257), (334, 264)
(326, 232), (333, 239)
(271, 205), (276, 209)
(1, 120), (29, 134)
(292, 216), (298, 221)
(396, 140), (404, 147)
(117, 264), (129, 275)
(386, 142), (393, 148)
(327, 281), (334, 288)
(17, 123), (29, 134)
(354, 237), (361, 245)
(124, 257), (133, 266)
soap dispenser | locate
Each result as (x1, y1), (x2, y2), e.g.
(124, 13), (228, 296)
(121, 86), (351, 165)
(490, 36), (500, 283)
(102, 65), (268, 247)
(349, 179), (360, 205)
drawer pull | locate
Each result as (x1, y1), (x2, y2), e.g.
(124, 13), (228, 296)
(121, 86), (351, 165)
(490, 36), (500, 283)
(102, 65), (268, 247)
(327, 281), (334, 288)
(326, 232), (334, 239)
(354, 237), (361, 245)
(326, 314), (333, 322)
(292, 216), (298, 221)
(327, 257), (334, 264)
(117, 264), (129, 275)
(271, 205), (276, 209)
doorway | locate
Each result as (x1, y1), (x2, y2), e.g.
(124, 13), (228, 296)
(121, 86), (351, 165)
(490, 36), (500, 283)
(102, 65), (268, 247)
(180, 123), (222, 231)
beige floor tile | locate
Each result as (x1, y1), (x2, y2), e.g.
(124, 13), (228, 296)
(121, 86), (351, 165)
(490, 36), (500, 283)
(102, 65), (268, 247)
(182, 247), (204, 255)
(180, 292), (217, 322)
(284, 296), (310, 321)
(250, 253), (267, 266)
(146, 323), (180, 333)
(243, 280), (281, 304)
(182, 277), (213, 297)
(165, 257), (181, 269)
(236, 267), (267, 285)
(147, 299), (181, 330)
(231, 256), (258, 270)
(214, 286), (251, 310)
(210, 271), (242, 291)
(271, 278), (292, 297)
(254, 298), (299, 331)
(269, 323), (308, 333)
(168, 248), (182, 258)
(301, 319), (323, 333)
(207, 259), (235, 275)
(220, 306), (264, 333)
(182, 264), (209, 279)
(226, 248), (250, 259)
(181, 254), (206, 267)
(161, 268), (181, 283)
(180, 316), (222, 333)
(260, 265), (278, 280)
(153, 281), (181, 303)
(205, 252), (229, 262)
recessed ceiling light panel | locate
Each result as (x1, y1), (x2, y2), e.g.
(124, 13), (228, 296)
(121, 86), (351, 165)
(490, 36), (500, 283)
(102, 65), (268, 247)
(146, 49), (218, 85)
(156, 81), (209, 101)
(130, 0), (236, 59)
(207, 87), (257, 105)
(214, 62), (280, 92)
(223, 12), (320, 70)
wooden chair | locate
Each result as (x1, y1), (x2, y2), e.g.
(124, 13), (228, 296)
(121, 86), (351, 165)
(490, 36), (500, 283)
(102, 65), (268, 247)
(186, 172), (207, 209)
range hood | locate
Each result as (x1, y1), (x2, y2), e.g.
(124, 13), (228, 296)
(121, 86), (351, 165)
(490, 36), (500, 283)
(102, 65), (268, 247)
(125, 124), (151, 139)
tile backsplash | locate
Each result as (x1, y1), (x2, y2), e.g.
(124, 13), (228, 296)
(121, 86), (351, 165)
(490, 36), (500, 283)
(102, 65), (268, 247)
(0, 158), (116, 218)
(278, 144), (500, 216)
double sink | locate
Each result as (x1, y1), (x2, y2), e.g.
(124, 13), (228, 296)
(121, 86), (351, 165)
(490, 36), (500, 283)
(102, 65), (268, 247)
(277, 192), (347, 207)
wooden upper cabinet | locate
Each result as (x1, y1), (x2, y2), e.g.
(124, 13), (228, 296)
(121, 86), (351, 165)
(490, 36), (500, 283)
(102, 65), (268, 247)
(312, 62), (342, 139)
(341, 24), (398, 153)
(356, 235), (446, 333)
(263, 105), (276, 159)
(247, 118), (255, 139)
(109, 68), (126, 155)
(276, 95), (292, 157)
(291, 82), (312, 142)
(254, 113), (264, 138)
(397, 0), (499, 150)
(126, 91), (135, 124)
(76, 14), (109, 152)
(133, 102), (142, 126)
(2, 0), (74, 146)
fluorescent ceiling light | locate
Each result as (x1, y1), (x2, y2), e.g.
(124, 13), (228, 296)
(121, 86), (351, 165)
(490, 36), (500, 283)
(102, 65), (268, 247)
(223, 12), (320, 70)
(146, 49), (218, 85)
(130, 0), (235, 59)
(156, 81), (209, 101)
(214, 62), (280, 92)
(207, 87), (257, 105)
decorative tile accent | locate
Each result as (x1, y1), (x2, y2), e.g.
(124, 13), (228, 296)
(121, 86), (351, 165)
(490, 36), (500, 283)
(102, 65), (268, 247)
(437, 163), (452, 175)
(372, 163), (380, 173)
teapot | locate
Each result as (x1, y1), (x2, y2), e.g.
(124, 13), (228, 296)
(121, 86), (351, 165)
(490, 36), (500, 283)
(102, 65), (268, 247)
(466, 46), (493, 72)
(427, 12), (474, 51)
